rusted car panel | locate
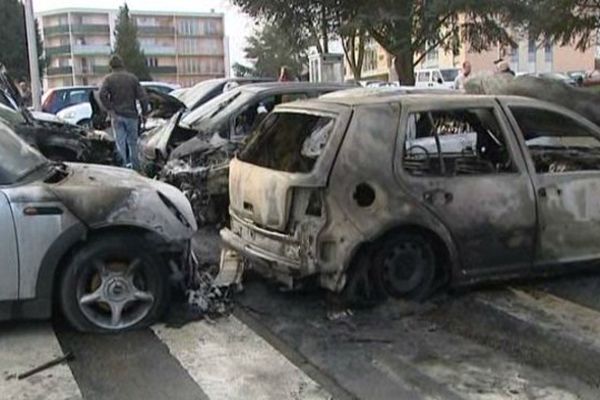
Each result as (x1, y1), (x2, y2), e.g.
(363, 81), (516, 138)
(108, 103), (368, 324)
(221, 93), (600, 298)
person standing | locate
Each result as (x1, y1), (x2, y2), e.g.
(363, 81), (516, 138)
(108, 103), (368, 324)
(453, 61), (472, 90)
(278, 66), (293, 82)
(494, 59), (516, 76)
(99, 55), (148, 170)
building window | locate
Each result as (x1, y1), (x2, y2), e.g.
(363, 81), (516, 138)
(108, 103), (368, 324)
(510, 46), (519, 71)
(146, 57), (159, 67)
(528, 37), (536, 63)
(544, 43), (553, 63)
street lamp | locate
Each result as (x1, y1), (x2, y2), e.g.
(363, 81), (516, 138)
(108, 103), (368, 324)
(23, 0), (41, 111)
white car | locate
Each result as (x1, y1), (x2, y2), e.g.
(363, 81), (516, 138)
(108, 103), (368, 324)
(57, 82), (181, 127)
(414, 68), (460, 89)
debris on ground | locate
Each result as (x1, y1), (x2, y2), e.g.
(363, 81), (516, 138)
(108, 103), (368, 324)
(17, 352), (74, 380)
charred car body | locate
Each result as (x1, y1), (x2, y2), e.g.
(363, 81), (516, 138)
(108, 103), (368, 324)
(0, 120), (197, 332)
(151, 82), (351, 224)
(221, 93), (600, 303)
(0, 66), (115, 164)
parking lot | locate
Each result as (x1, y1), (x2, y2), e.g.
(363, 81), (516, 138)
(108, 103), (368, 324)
(3, 228), (600, 400)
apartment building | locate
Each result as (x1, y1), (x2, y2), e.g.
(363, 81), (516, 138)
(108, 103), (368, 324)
(346, 35), (599, 82)
(37, 8), (228, 90)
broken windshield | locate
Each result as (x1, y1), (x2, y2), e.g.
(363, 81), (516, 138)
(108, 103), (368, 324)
(0, 122), (47, 184)
(181, 89), (245, 130)
(240, 111), (335, 173)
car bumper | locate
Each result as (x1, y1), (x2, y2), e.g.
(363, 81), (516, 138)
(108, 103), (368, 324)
(220, 213), (303, 274)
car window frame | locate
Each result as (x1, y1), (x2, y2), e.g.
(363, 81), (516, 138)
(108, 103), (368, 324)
(501, 99), (600, 177)
(396, 99), (527, 180)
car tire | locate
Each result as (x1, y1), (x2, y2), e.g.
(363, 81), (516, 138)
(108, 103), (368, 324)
(59, 233), (170, 333)
(341, 244), (388, 307)
(373, 233), (436, 301)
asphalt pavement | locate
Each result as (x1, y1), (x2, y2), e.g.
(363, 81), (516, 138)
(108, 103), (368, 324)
(3, 229), (600, 399)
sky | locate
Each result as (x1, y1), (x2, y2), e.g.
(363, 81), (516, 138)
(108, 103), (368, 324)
(32, 0), (255, 67)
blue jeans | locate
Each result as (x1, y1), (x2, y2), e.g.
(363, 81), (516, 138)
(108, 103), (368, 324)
(112, 115), (140, 170)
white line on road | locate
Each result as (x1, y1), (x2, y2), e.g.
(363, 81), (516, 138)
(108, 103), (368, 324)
(0, 323), (81, 400)
(153, 316), (332, 400)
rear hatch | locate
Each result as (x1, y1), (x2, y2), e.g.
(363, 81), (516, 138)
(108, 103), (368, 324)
(229, 102), (351, 232)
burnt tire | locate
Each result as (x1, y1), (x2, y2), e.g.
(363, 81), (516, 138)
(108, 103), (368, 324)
(341, 244), (388, 307)
(373, 233), (436, 301)
(59, 233), (170, 333)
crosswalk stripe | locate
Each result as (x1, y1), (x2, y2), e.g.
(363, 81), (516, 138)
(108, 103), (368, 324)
(0, 323), (81, 400)
(152, 316), (332, 400)
(476, 287), (600, 350)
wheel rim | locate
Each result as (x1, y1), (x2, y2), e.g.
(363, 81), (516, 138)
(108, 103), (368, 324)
(76, 258), (156, 330)
(379, 241), (427, 295)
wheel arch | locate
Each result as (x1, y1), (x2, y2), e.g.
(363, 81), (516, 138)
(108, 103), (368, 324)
(345, 223), (460, 288)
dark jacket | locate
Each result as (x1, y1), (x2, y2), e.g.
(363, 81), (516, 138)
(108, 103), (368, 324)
(99, 70), (149, 119)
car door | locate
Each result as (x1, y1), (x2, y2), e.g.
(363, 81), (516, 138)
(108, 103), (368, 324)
(398, 99), (537, 276)
(0, 190), (19, 300)
(502, 100), (600, 265)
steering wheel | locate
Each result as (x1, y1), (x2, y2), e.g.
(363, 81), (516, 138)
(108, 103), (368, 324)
(406, 145), (433, 172)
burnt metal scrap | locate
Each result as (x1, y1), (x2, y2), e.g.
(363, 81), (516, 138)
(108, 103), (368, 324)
(160, 135), (241, 226)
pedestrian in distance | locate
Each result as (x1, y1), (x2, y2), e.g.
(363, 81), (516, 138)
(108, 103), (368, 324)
(99, 55), (149, 170)
(18, 81), (32, 107)
(454, 61), (472, 90)
(494, 59), (516, 76)
(278, 66), (293, 82)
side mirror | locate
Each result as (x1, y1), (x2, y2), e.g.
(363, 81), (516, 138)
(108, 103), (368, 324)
(437, 78), (444, 84)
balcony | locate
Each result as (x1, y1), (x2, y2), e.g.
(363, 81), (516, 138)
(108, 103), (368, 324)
(75, 65), (110, 75)
(47, 66), (73, 76)
(45, 45), (71, 57)
(43, 25), (69, 36)
(72, 44), (112, 56)
(148, 66), (177, 74)
(141, 44), (176, 56)
(71, 24), (110, 35)
(137, 26), (175, 36)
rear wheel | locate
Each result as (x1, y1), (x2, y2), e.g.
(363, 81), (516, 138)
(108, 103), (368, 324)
(59, 233), (169, 332)
(372, 233), (436, 301)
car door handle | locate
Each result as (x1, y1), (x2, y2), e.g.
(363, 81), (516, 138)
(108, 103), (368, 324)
(423, 190), (453, 205)
(538, 186), (561, 198)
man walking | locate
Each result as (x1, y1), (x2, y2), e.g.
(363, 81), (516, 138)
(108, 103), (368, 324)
(99, 55), (148, 170)
(453, 61), (472, 90)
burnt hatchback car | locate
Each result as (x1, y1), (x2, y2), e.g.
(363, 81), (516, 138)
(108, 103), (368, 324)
(155, 82), (351, 224)
(221, 93), (600, 303)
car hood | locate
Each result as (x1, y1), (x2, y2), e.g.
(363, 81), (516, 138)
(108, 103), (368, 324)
(50, 163), (197, 239)
(147, 88), (187, 119)
(31, 111), (64, 123)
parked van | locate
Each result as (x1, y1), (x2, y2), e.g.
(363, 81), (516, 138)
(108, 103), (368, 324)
(414, 68), (460, 89)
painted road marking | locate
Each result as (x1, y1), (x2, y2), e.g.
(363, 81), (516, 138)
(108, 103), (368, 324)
(153, 316), (332, 400)
(0, 323), (81, 400)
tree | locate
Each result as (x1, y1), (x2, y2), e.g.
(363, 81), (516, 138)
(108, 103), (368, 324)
(233, 0), (336, 54)
(239, 22), (309, 78)
(113, 3), (151, 81)
(232, 62), (255, 77)
(0, 0), (44, 81)
(234, 0), (369, 80)
(526, 0), (600, 52)
(357, 0), (529, 84)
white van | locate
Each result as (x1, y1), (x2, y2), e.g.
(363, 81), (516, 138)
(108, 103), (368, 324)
(414, 68), (460, 89)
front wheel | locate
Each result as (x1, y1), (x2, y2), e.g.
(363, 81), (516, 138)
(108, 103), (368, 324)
(59, 233), (170, 332)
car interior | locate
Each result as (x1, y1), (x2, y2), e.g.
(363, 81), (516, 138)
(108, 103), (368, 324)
(403, 108), (515, 176)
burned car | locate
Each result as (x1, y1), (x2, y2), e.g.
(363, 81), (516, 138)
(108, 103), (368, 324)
(0, 120), (197, 332)
(221, 93), (600, 303)
(153, 82), (351, 224)
(0, 66), (115, 164)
